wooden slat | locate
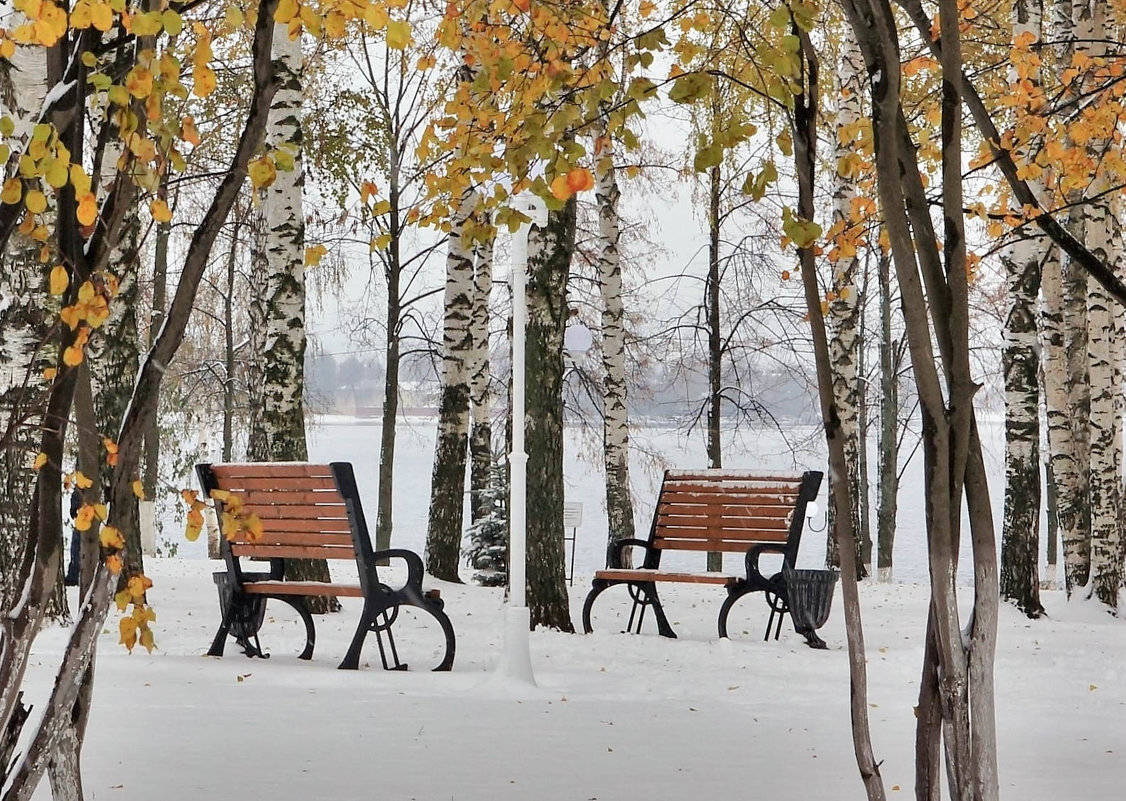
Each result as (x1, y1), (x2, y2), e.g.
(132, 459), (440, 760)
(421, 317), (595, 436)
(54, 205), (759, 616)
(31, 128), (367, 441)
(658, 501), (795, 518)
(242, 503), (349, 520)
(214, 476), (338, 492)
(594, 569), (738, 586)
(655, 524), (789, 541)
(228, 531), (353, 547)
(212, 463), (334, 480)
(236, 517), (352, 534)
(651, 539), (778, 552)
(231, 544), (355, 560)
(657, 512), (790, 530)
(659, 490), (798, 506)
(664, 470), (804, 483)
(242, 581), (364, 597)
(230, 489), (345, 505)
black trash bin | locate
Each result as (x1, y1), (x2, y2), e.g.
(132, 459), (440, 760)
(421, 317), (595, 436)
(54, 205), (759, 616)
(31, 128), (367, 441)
(782, 567), (838, 649)
(213, 571), (269, 655)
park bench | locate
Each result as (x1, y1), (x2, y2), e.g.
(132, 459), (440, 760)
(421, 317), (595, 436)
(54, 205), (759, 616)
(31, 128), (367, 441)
(582, 469), (823, 641)
(196, 461), (455, 671)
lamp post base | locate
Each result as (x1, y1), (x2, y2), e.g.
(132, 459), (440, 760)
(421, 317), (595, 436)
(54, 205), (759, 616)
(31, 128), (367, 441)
(494, 605), (536, 686)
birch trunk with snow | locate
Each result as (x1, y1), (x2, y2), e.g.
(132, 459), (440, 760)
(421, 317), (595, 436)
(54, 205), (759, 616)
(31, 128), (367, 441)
(468, 228), (495, 523)
(1074, 0), (1121, 610)
(999, 0), (1044, 618)
(425, 190), (477, 582)
(1040, 0), (1091, 595)
(249, 28), (336, 608)
(524, 200), (576, 631)
(141, 179), (169, 499)
(826, 29), (866, 579)
(595, 130), (636, 565)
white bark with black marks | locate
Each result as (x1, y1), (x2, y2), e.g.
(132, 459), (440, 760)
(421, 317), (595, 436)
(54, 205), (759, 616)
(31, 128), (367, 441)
(468, 228), (495, 523)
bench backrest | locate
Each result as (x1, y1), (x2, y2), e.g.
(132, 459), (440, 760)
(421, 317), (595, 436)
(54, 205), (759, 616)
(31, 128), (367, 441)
(647, 469), (823, 567)
(196, 462), (376, 585)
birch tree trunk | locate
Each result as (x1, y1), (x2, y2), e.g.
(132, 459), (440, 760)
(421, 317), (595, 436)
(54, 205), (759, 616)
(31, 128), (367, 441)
(1075, 0), (1122, 610)
(425, 190), (477, 582)
(1041, 0), (1091, 595)
(826, 29), (867, 580)
(705, 163), (723, 572)
(468, 228), (495, 523)
(999, 0), (1045, 618)
(525, 200), (576, 631)
(249, 27), (337, 609)
(595, 129), (636, 566)
(141, 178), (169, 500)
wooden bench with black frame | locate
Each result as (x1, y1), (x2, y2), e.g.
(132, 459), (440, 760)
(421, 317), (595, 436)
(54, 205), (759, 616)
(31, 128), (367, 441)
(581, 469), (823, 642)
(196, 461), (455, 671)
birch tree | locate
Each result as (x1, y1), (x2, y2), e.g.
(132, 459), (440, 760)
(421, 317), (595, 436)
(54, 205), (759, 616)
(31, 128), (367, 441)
(468, 228), (495, 523)
(999, 0), (1045, 617)
(425, 189), (477, 582)
(248, 25), (337, 609)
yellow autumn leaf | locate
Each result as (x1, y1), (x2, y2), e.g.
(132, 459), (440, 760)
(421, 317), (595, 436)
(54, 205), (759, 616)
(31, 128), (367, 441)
(247, 156), (277, 189)
(549, 173), (573, 201)
(140, 628), (156, 653)
(0, 178), (19, 205)
(639, 0), (656, 17)
(119, 616), (138, 651)
(42, 367), (57, 381)
(150, 199), (172, 222)
(132, 479), (145, 499)
(185, 508), (204, 541)
(275, 0), (299, 24)
(76, 192), (98, 226)
(33, 452), (48, 470)
(304, 244), (327, 266)
(25, 190), (47, 214)
(75, 471), (93, 489)
(115, 589), (132, 612)
(127, 573), (153, 600)
(90, 1), (113, 32)
(106, 553), (123, 574)
(192, 65), (217, 97)
(63, 344), (85, 366)
(75, 505), (96, 531)
(49, 265), (69, 295)
(93, 503), (108, 521)
(100, 525), (125, 549)
(386, 19), (411, 49)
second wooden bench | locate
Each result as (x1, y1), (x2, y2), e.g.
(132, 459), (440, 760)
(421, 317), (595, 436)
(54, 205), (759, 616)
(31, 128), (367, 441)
(581, 469), (823, 640)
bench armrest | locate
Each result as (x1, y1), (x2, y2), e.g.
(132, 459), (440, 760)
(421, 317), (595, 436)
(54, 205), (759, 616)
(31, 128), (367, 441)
(370, 547), (426, 590)
(607, 538), (656, 569)
(745, 543), (789, 591)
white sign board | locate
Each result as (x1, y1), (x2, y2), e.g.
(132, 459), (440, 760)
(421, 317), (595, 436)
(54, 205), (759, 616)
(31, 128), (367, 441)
(563, 502), (583, 528)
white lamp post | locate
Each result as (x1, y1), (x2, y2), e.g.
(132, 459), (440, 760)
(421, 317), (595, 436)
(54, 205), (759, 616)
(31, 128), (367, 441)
(496, 192), (548, 684)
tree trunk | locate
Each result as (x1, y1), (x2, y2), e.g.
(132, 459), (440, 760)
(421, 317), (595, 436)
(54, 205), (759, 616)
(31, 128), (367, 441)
(999, 0), (1045, 618)
(791, 25), (885, 801)
(250, 25), (337, 611)
(826, 28), (867, 580)
(595, 128), (636, 568)
(875, 251), (899, 583)
(141, 177), (169, 500)
(425, 190), (477, 582)
(705, 163), (723, 572)
(89, 207), (143, 578)
(375, 151), (404, 554)
(525, 200), (577, 631)
(468, 228), (495, 523)
(223, 221), (240, 462)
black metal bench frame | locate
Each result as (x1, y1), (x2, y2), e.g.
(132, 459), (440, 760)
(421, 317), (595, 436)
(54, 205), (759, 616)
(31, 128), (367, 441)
(197, 461), (456, 671)
(581, 469), (823, 640)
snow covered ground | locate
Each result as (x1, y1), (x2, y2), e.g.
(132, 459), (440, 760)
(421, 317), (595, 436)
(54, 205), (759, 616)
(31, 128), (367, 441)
(19, 419), (1126, 800)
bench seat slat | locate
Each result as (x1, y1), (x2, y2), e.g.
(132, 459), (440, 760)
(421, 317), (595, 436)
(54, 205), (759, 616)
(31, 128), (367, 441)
(594, 569), (738, 586)
(237, 517), (353, 533)
(659, 491), (798, 506)
(651, 539), (779, 552)
(242, 580), (364, 597)
(243, 503), (349, 520)
(230, 489), (347, 505)
(655, 526), (790, 541)
(664, 470), (804, 483)
(215, 476), (338, 491)
(656, 513), (790, 530)
(211, 464), (335, 479)
(231, 544), (355, 560)
(228, 531), (353, 547)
